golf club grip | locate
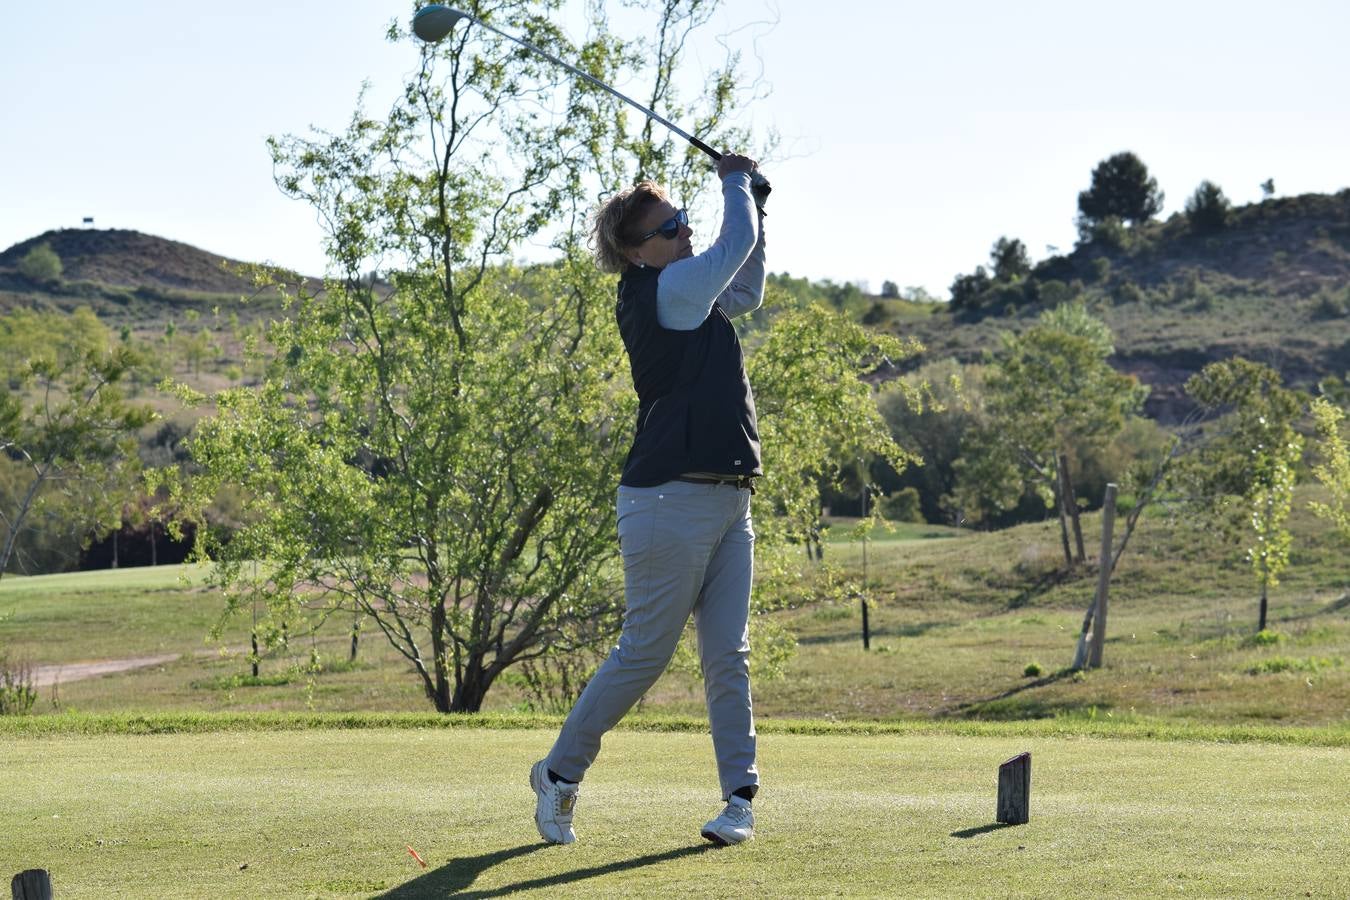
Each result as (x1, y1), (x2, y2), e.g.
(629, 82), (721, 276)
(688, 137), (722, 162)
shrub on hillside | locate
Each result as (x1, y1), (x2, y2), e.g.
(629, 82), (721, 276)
(1185, 180), (1232, 233)
(1091, 257), (1112, 283)
(949, 266), (992, 312)
(1113, 280), (1147, 305)
(1078, 215), (1131, 251)
(0, 652), (37, 715)
(17, 243), (62, 284)
(1311, 286), (1349, 319)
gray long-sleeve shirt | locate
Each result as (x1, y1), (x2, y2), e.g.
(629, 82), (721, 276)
(655, 171), (766, 331)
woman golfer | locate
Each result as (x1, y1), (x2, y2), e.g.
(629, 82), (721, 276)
(531, 154), (767, 846)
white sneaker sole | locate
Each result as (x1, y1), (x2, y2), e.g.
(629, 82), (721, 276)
(701, 827), (753, 846)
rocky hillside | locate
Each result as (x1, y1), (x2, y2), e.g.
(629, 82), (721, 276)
(0, 228), (313, 323)
(0, 228), (266, 295)
(888, 190), (1350, 421)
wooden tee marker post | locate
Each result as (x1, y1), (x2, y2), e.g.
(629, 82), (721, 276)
(997, 752), (1031, 825)
(11, 869), (53, 900)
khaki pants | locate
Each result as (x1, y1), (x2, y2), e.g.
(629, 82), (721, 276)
(546, 479), (759, 800)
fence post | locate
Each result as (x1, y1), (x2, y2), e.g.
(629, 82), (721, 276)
(1088, 483), (1118, 669)
(996, 752), (1031, 825)
(11, 869), (53, 900)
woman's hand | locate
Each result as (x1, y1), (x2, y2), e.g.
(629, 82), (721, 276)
(717, 154), (758, 179)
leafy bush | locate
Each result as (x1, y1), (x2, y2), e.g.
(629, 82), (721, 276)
(1028, 279), (1078, 308)
(1113, 280), (1147, 305)
(949, 266), (992, 311)
(0, 652), (37, 715)
(17, 243), (63, 283)
(1185, 180), (1232, 233)
(1247, 656), (1341, 675)
(1245, 629), (1286, 647)
(1091, 257), (1112, 283)
(1023, 661), (1043, 677)
(1311, 286), (1349, 319)
(880, 486), (923, 523)
(1077, 215), (1131, 251)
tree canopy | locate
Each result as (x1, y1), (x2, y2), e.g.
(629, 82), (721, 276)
(1, 309), (154, 579)
(954, 304), (1147, 537)
(1077, 151), (1164, 229)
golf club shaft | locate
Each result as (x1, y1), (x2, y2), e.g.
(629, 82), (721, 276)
(460, 14), (723, 162)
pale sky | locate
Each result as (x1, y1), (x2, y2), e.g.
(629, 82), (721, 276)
(3, 1), (1348, 298)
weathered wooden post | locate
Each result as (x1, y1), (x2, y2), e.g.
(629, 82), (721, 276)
(11, 869), (53, 900)
(1088, 484), (1118, 669)
(996, 752), (1031, 825)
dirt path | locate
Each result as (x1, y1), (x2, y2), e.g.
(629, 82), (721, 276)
(31, 654), (182, 688)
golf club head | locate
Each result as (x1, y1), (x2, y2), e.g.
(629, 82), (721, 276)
(413, 5), (469, 43)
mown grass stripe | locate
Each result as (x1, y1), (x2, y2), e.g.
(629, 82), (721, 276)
(1, 711), (1345, 747)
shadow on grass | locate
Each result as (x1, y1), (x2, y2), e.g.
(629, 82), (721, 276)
(1006, 569), (1074, 609)
(379, 842), (715, 898)
(948, 668), (1088, 720)
(795, 619), (952, 646)
(1285, 592), (1350, 621)
(950, 822), (1017, 839)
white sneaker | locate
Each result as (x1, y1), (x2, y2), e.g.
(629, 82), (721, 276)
(530, 759), (578, 844)
(701, 795), (754, 845)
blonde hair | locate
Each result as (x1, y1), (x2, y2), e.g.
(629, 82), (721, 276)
(591, 180), (670, 274)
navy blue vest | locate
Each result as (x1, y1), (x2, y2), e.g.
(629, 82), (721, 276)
(615, 264), (762, 487)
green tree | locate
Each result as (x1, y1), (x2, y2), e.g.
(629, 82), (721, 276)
(0, 309), (154, 579)
(1169, 359), (1304, 631)
(1077, 151), (1164, 231)
(949, 265), (991, 312)
(877, 358), (983, 525)
(990, 237), (1030, 282)
(880, 280), (900, 299)
(16, 243), (62, 284)
(170, 1), (900, 714)
(1184, 180), (1231, 233)
(953, 305), (1148, 564)
(1308, 397), (1349, 541)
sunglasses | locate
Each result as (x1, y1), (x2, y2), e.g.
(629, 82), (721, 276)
(636, 208), (688, 243)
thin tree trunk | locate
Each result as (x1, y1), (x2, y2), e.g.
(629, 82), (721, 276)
(0, 461), (50, 582)
(1259, 576), (1269, 632)
(1059, 452), (1086, 564)
(1053, 460), (1073, 569)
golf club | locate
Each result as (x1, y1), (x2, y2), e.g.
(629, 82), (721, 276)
(412, 4), (770, 207)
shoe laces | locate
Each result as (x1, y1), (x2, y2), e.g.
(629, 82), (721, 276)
(555, 787), (577, 818)
(719, 802), (751, 825)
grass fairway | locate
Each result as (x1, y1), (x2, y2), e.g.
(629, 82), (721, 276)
(1, 720), (1346, 898)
